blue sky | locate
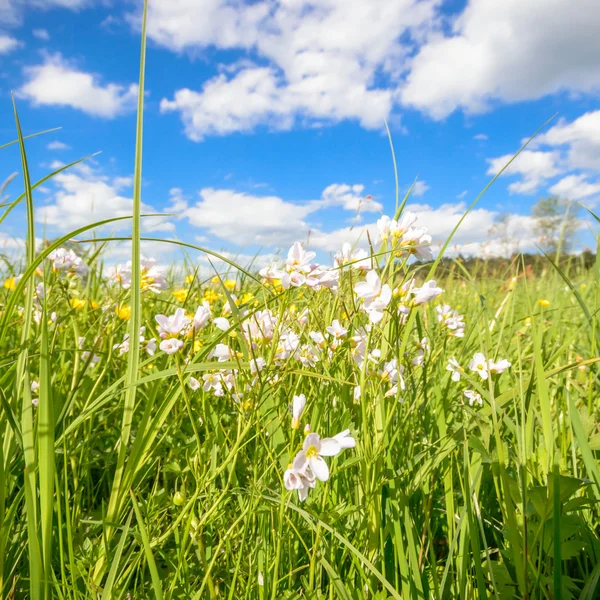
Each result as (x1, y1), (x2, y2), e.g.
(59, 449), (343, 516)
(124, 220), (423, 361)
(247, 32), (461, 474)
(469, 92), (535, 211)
(0, 0), (599, 267)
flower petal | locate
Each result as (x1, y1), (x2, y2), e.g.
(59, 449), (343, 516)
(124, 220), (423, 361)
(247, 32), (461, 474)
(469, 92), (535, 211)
(310, 456), (330, 481)
(319, 437), (342, 456)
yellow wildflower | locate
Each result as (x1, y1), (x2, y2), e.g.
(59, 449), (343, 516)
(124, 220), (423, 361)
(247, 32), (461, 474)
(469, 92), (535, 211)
(538, 299), (550, 308)
(224, 279), (237, 291)
(69, 298), (86, 310)
(3, 277), (17, 290)
(116, 305), (131, 320)
(193, 339), (203, 353)
(173, 288), (188, 303)
(90, 300), (99, 309)
(211, 276), (220, 284)
(241, 292), (254, 304)
(185, 274), (195, 284)
(203, 289), (220, 304)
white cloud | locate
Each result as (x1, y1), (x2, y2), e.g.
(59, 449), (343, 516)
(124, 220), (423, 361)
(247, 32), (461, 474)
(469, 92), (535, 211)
(549, 174), (600, 200)
(400, 0), (600, 119)
(0, 34), (20, 54)
(184, 188), (314, 247)
(486, 150), (561, 195)
(534, 110), (600, 171)
(32, 28), (50, 40)
(151, 0), (438, 139)
(0, 233), (27, 252)
(36, 164), (174, 234)
(161, 64), (393, 140)
(319, 184), (382, 212)
(473, 133), (488, 141)
(181, 182), (377, 246)
(1, 0), (91, 26)
(19, 53), (138, 118)
(47, 140), (69, 150)
(411, 180), (430, 197)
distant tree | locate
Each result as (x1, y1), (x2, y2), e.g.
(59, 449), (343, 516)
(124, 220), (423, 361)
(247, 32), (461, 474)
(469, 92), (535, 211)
(488, 211), (512, 257)
(532, 196), (579, 255)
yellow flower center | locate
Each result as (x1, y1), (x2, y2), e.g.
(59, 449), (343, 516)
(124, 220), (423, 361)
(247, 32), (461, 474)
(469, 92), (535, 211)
(305, 445), (318, 459)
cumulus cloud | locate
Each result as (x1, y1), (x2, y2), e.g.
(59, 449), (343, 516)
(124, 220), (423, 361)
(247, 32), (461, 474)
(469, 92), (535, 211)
(487, 110), (600, 197)
(400, 0), (600, 119)
(0, 34), (20, 54)
(486, 150), (562, 195)
(318, 184), (383, 213)
(184, 188), (314, 247)
(151, 0), (437, 139)
(36, 164), (174, 233)
(549, 175), (600, 201)
(534, 110), (600, 171)
(19, 53), (138, 118)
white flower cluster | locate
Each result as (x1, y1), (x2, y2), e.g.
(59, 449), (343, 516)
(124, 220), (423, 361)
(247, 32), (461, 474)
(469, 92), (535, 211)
(446, 352), (511, 406)
(48, 248), (89, 277)
(376, 212), (433, 261)
(436, 304), (466, 338)
(259, 242), (339, 292)
(108, 256), (167, 293)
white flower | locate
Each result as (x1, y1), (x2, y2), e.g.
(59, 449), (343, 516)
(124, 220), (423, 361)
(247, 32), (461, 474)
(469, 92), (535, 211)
(48, 247), (88, 277)
(309, 331), (327, 349)
(296, 308), (310, 326)
(145, 338), (157, 356)
(291, 394), (306, 429)
(284, 463), (316, 502)
(286, 242), (315, 272)
(155, 308), (190, 339)
(160, 338), (184, 355)
(326, 319), (347, 340)
(210, 343), (234, 362)
(354, 269), (383, 301)
(31, 380), (39, 394)
(250, 357), (266, 375)
(82, 351), (100, 366)
(294, 433), (342, 482)
(464, 389), (483, 406)
(355, 271), (392, 324)
(295, 344), (320, 367)
(437, 305), (466, 338)
(192, 303), (211, 330)
(202, 372), (224, 396)
(401, 228), (433, 260)
(353, 385), (361, 402)
(411, 280), (443, 305)
(376, 215), (397, 243)
(259, 264), (289, 288)
(213, 317), (230, 331)
(491, 358), (511, 374)
(188, 376), (201, 391)
(243, 309), (277, 344)
(332, 429), (355, 449)
(469, 352), (490, 379)
(446, 357), (462, 382)
(334, 243), (371, 270)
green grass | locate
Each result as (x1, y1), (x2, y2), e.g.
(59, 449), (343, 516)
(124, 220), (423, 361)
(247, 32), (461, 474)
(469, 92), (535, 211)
(1, 10), (600, 599)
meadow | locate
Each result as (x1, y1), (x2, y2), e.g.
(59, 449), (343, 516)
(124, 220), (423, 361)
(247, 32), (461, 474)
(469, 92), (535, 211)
(2, 7), (600, 600)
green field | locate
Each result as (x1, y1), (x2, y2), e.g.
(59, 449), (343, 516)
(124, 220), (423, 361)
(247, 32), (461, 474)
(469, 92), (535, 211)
(2, 9), (600, 599)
